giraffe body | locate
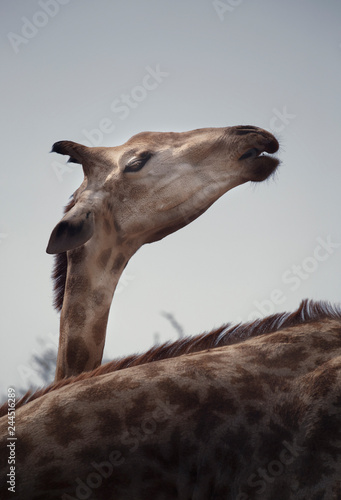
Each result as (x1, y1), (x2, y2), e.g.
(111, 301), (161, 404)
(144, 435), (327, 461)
(1, 301), (340, 499)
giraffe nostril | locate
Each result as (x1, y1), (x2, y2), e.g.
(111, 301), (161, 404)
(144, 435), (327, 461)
(234, 126), (260, 136)
(232, 127), (279, 153)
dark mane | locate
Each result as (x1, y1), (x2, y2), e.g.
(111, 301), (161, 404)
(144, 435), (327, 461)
(1, 299), (340, 418)
(52, 197), (75, 311)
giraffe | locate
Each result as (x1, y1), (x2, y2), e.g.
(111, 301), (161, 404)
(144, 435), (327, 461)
(1, 125), (340, 498)
(46, 125), (280, 381)
(0, 300), (340, 499)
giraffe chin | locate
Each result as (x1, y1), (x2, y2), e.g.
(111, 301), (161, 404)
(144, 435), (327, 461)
(145, 205), (211, 244)
(247, 155), (280, 182)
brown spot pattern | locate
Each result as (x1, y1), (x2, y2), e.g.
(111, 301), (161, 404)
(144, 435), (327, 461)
(75, 377), (121, 402)
(66, 336), (90, 372)
(68, 246), (87, 265)
(66, 302), (87, 329)
(111, 252), (126, 273)
(92, 311), (109, 346)
(103, 217), (112, 235)
(242, 343), (309, 371)
(245, 404), (266, 425)
(97, 247), (112, 269)
(17, 432), (37, 465)
(114, 218), (122, 233)
(33, 465), (64, 492)
(35, 450), (57, 467)
(92, 287), (106, 306)
(231, 367), (266, 401)
(44, 399), (84, 447)
(274, 396), (307, 431)
(66, 275), (90, 297)
(96, 409), (123, 438)
(73, 444), (108, 467)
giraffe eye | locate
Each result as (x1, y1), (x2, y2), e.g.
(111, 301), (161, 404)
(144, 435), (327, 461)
(124, 153), (152, 173)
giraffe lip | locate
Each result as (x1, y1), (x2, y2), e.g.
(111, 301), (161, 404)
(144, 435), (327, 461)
(239, 144), (280, 182)
(247, 155), (280, 182)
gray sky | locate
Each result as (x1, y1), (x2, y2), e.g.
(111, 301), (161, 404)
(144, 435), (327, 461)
(1, 0), (341, 391)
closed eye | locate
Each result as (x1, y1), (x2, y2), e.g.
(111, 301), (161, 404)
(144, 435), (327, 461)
(124, 152), (152, 173)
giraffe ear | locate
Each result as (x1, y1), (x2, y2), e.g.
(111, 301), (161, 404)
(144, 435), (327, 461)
(51, 141), (89, 164)
(46, 209), (95, 254)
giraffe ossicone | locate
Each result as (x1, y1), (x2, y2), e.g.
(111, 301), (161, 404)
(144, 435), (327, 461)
(47, 126), (280, 380)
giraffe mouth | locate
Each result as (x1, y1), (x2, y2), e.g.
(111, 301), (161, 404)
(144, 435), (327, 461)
(238, 148), (275, 161)
(239, 147), (280, 182)
(238, 131), (279, 163)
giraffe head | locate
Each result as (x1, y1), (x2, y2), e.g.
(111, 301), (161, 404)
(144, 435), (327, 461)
(48, 126), (279, 253)
(47, 125), (279, 379)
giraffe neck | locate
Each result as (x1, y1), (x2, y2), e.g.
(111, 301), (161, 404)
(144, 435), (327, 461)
(55, 240), (135, 380)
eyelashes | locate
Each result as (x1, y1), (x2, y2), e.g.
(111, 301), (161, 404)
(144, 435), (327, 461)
(123, 152), (152, 173)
